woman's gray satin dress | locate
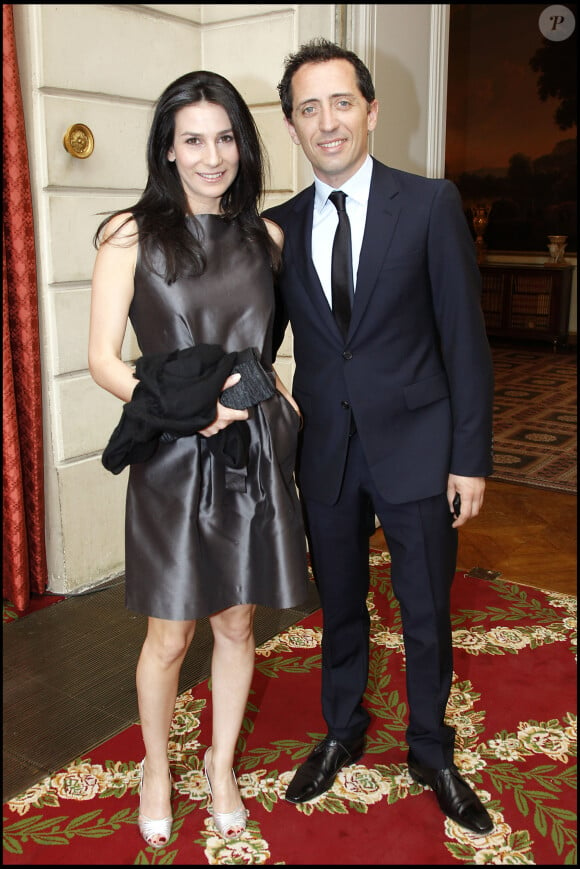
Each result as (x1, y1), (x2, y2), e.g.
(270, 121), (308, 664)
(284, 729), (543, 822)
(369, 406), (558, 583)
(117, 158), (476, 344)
(124, 214), (309, 620)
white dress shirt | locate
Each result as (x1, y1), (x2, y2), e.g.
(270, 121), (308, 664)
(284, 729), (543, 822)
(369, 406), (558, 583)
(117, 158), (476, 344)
(311, 154), (373, 308)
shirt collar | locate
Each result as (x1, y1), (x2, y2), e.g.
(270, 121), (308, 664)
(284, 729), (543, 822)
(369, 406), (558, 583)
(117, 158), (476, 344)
(314, 154), (373, 212)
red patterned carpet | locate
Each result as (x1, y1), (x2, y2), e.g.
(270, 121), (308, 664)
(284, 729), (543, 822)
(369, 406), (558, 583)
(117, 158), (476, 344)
(3, 593), (64, 623)
(3, 552), (576, 865)
(490, 344), (576, 495)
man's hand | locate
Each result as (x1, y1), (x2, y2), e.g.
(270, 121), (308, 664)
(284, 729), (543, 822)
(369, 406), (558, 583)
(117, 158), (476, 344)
(447, 474), (486, 529)
(197, 373), (249, 437)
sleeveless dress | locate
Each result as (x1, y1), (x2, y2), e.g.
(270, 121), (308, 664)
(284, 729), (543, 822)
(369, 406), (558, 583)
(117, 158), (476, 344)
(124, 214), (309, 620)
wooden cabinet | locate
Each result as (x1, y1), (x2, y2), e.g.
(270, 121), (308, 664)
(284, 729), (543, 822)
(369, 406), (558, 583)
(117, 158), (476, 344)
(479, 263), (573, 348)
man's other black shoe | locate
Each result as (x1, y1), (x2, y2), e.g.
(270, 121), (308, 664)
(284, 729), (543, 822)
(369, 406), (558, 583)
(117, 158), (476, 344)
(408, 751), (494, 834)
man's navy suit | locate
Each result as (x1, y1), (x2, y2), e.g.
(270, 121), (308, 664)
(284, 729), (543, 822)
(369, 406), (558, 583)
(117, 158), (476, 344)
(263, 158), (494, 769)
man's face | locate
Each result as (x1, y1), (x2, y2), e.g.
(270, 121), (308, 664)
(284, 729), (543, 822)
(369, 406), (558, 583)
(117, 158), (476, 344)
(285, 58), (378, 188)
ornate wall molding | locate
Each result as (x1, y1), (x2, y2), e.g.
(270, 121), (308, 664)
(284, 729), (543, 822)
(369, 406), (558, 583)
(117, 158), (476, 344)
(426, 4), (450, 179)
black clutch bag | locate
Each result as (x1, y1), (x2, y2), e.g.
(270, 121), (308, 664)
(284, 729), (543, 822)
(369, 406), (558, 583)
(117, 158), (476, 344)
(219, 347), (276, 409)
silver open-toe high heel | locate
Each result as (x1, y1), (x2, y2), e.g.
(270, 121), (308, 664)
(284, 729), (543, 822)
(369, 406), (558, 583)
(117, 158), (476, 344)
(138, 758), (173, 849)
(204, 747), (248, 839)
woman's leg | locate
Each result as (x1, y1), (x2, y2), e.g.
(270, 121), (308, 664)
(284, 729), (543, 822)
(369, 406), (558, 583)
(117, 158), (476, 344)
(137, 617), (196, 826)
(206, 603), (256, 815)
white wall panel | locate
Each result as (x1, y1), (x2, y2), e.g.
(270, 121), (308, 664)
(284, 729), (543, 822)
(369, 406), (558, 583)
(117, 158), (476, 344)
(55, 461), (127, 593)
(44, 97), (152, 189)
(39, 5), (201, 100)
(202, 12), (294, 104)
(58, 375), (123, 460)
(142, 5), (202, 23)
(52, 289), (90, 375)
(371, 5), (431, 176)
(253, 106), (293, 192)
(202, 5), (292, 24)
(297, 4), (336, 42)
(48, 194), (138, 284)
(51, 289), (139, 377)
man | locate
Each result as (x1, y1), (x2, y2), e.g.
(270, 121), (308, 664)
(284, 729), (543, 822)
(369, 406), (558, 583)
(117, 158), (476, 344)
(263, 39), (495, 835)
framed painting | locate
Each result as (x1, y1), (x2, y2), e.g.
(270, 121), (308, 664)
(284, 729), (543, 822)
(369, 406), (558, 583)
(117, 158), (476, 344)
(445, 4), (577, 256)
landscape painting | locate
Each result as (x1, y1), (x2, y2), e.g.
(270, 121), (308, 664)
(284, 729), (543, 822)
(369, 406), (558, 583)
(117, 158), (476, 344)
(445, 4), (577, 254)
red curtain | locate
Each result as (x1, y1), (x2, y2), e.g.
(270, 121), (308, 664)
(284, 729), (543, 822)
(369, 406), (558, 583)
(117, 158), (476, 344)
(3, 4), (48, 611)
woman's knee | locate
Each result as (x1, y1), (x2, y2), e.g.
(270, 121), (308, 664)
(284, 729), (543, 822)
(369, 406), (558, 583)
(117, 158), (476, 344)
(144, 618), (196, 666)
(210, 604), (255, 645)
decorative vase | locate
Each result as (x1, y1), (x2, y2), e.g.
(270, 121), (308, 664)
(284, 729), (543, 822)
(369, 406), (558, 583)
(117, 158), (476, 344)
(546, 235), (568, 265)
(471, 204), (491, 263)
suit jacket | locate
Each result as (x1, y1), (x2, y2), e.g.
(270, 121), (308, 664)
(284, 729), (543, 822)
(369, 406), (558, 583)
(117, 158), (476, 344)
(263, 158), (494, 506)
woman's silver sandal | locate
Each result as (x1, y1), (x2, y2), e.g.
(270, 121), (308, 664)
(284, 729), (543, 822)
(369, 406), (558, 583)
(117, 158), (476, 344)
(138, 758), (173, 849)
(204, 747), (248, 839)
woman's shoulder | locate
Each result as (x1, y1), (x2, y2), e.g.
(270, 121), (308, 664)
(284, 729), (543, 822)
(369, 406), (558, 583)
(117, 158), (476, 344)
(99, 211), (139, 247)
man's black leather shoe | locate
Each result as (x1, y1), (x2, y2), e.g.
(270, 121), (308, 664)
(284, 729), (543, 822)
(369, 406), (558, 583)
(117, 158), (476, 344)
(285, 735), (366, 803)
(408, 751), (494, 835)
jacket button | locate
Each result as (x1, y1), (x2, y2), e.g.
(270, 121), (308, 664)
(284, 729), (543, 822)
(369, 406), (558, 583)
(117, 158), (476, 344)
(341, 400), (350, 410)
(343, 350), (353, 360)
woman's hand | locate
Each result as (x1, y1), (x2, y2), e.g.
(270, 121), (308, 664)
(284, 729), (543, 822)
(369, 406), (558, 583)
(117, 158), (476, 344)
(197, 373), (249, 437)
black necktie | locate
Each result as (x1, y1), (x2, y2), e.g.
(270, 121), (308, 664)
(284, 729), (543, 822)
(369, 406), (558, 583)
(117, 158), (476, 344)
(329, 190), (354, 339)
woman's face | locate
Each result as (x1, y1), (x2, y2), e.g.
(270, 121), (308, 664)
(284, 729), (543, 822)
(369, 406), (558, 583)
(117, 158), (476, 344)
(167, 100), (240, 214)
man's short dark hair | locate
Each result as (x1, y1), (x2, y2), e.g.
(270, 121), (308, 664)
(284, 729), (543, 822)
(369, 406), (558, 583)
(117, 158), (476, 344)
(278, 38), (376, 119)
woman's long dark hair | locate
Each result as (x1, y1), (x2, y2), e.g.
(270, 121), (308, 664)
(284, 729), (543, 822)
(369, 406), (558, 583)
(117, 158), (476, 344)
(93, 70), (279, 281)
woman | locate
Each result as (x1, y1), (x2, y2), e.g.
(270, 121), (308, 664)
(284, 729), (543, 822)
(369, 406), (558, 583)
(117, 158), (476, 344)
(88, 70), (309, 849)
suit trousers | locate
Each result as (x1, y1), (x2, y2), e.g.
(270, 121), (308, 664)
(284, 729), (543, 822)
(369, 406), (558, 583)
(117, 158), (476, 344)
(301, 431), (458, 769)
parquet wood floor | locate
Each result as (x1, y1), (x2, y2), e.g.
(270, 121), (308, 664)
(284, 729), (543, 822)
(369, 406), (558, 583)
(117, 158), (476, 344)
(371, 478), (577, 597)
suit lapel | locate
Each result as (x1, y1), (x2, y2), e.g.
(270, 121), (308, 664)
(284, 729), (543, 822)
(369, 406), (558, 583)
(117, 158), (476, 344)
(348, 160), (401, 339)
(285, 187), (339, 334)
